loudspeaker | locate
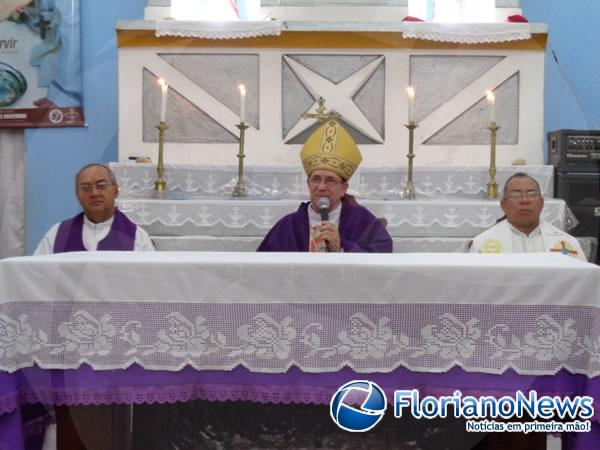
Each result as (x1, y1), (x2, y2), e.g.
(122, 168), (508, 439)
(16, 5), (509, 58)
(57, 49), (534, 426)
(549, 130), (600, 262)
(548, 129), (600, 173)
(554, 171), (600, 263)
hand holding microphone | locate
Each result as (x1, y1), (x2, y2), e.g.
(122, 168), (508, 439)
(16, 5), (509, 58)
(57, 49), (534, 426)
(317, 197), (341, 252)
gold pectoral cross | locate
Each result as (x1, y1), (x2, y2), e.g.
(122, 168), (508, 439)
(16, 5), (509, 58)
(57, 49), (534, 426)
(302, 97), (340, 123)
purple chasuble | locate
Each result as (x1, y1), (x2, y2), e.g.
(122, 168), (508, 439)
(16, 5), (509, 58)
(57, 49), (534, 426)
(53, 208), (137, 253)
(257, 201), (392, 252)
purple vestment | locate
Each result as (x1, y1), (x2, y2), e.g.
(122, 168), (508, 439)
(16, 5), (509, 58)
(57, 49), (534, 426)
(257, 201), (392, 252)
(53, 208), (137, 253)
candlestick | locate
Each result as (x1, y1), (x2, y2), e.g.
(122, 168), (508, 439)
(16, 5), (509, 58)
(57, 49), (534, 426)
(403, 121), (418, 200)
(486, 90), (495, 124)
(232, 121), (249, 197)
(238, 84), (247, 123)
(486, 122), (500, 199)
(406, 85), (416, 124)
(154, 121), (168, 193)
(158, 78), (168, 123)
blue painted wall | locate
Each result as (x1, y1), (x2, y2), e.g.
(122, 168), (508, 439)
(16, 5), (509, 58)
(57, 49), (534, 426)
(520, 0), (600, 138)
(25, 0), (147, 253)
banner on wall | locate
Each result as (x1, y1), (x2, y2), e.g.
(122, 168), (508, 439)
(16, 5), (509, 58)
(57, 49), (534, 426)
(0, 0), (84, 128)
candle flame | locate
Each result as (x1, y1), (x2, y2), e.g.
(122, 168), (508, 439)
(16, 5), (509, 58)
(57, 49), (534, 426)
(406, 85), (415, 99)
(486, 90), (495, 102)
(158, 78), (167, 87)
(238, 84), (247, 96)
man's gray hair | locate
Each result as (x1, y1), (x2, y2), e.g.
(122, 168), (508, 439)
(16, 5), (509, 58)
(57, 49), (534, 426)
(502, 172), (542, 199)
(75, 163), (117, 188)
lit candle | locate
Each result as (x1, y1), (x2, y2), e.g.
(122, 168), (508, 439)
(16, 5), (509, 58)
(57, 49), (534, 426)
(238, 84), (247, 123)
(486, 90), (496, 124)
(406, 85), (416, 123)
(158, 78), (168, 123)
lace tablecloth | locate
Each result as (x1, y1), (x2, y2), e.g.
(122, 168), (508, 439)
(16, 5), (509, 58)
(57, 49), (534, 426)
(116, 197), (573, 238)
(110, 163), (555, 200)
(1, 252), (598, 375)
(2, 252), (599, 450)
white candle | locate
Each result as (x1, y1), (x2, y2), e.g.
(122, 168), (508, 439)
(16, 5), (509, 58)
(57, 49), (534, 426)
(486, 90), (496, 123)
(238, 84), (247, 123)
(406, 85), (416, 123)
(158, 78), (168, 123)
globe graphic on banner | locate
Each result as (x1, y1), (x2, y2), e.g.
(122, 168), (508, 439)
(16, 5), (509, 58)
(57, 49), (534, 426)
(0, 62), (27, 107)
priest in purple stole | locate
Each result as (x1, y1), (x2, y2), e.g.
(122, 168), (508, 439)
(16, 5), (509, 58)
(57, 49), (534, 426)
(258, 119), (392, 253)
(34, 163), (154, 254)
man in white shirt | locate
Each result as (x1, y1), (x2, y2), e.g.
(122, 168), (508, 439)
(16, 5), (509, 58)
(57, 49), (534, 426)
(35, 163), (154, 254)
(470, 172), (586, 261)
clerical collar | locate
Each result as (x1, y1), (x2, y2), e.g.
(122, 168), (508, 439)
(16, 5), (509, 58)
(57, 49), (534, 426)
(83, 214), (114, 229)
(308, 202), (342, 226)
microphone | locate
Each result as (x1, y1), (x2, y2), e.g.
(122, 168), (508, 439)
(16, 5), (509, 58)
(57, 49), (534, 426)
(317, 197), (330, 222)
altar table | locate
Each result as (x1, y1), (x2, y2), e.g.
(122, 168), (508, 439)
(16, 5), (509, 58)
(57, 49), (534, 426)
(1, 252), (599, 449)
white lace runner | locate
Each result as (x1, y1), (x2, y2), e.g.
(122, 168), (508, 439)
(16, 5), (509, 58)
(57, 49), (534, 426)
(116, 197), (572, 238)
(155, 20), (283, 39)
(1, 302), (600, 376)
(110, 163), (554, 200)
(402, 22), (532, 44)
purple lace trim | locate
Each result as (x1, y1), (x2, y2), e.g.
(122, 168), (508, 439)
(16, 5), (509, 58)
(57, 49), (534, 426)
(2, 384), (599, 424)
(0, 391), (20, 415)
(1, 383), (333, 409)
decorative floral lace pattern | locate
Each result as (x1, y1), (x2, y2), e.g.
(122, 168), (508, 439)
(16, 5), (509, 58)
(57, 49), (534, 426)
(1, 303), (600, 376)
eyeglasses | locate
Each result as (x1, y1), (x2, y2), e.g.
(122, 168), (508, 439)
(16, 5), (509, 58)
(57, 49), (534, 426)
(308, 176), (343, 187)
(78, 180), (114, 193)
(505, 190), (540, 200)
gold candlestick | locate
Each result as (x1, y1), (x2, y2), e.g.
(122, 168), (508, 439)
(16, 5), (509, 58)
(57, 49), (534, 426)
(232, 122), (249, 197)
(486, 122), (500, 199)
(403, 121), (418, 200)
(154, 121), (168, 193)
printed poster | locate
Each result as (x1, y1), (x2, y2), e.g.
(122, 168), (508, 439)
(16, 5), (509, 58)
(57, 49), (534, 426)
(0, 0), (84, 128)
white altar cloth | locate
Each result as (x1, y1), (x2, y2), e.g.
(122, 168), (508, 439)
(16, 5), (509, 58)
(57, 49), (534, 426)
(2, 252), (593, 305)
(155, 20), (283, 39)
(111, 163), (555, 200)
(150, 235), (597, 261)
(116, 197), (573, 238)
(1, 252), (599, 375)
(402, 22), (533, 44)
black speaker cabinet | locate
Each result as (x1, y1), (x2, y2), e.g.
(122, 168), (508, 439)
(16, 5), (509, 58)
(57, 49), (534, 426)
(548, 129), (600, 173)
(554, 171), (600, 262)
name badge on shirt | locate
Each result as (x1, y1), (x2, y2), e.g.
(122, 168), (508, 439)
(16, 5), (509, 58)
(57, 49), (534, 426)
(482, 239), (503, 253)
